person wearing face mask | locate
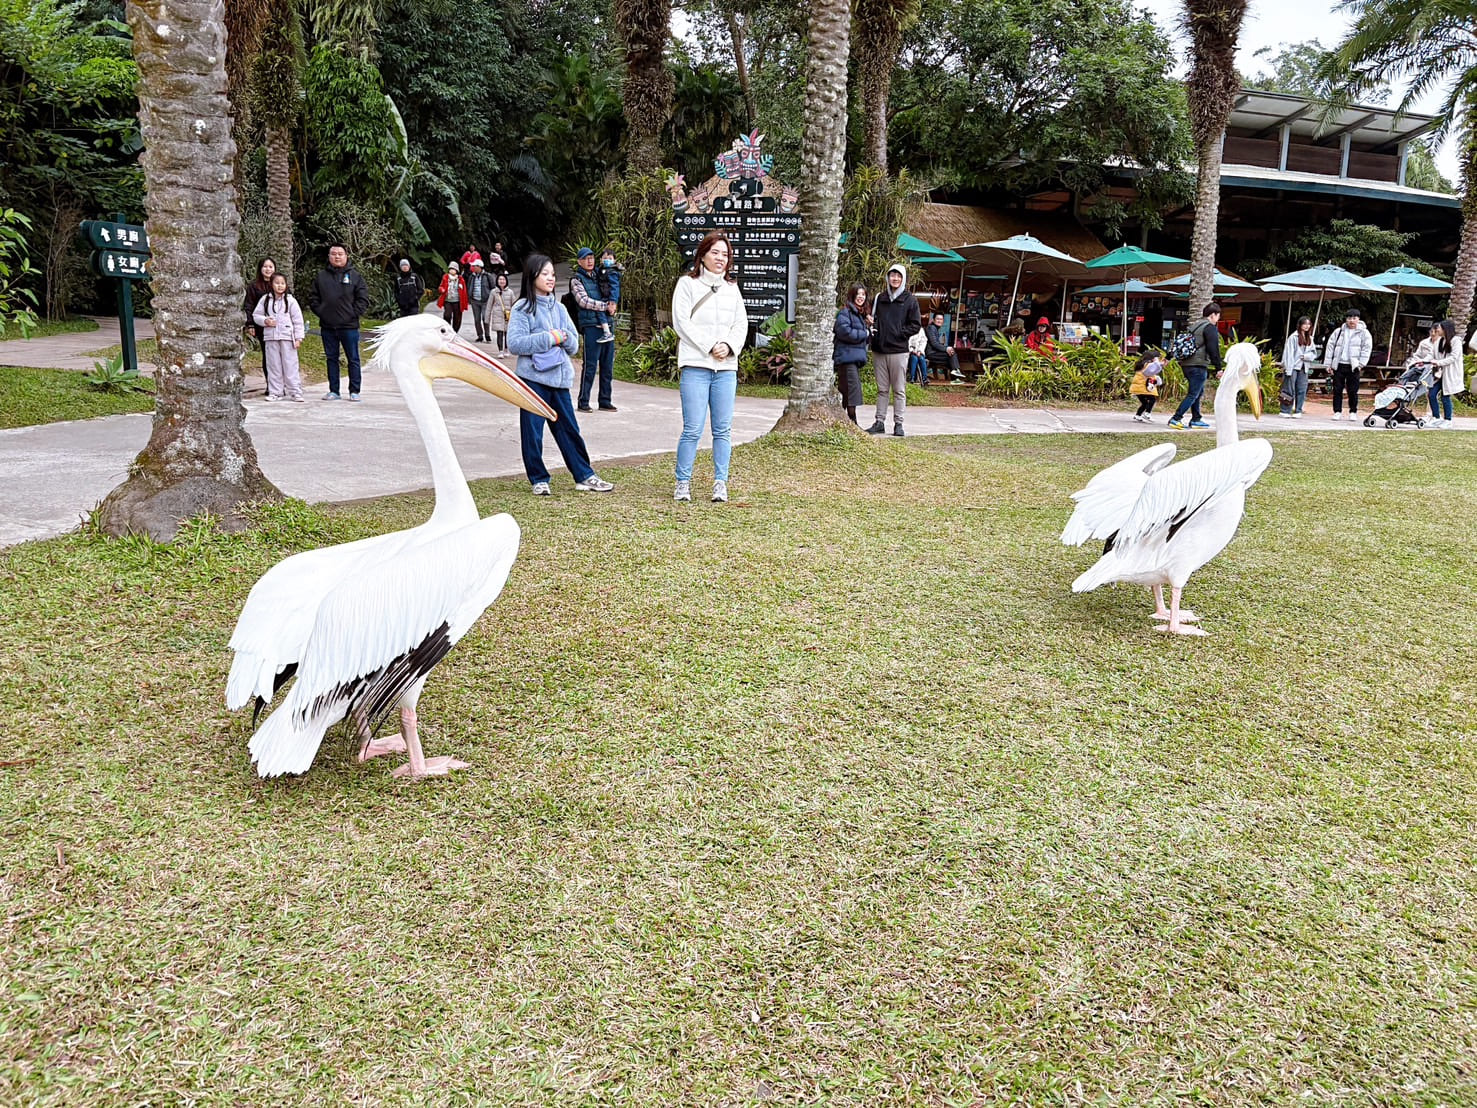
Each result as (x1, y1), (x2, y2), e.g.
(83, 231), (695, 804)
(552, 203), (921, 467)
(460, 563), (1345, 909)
(671, 231), (749, 503)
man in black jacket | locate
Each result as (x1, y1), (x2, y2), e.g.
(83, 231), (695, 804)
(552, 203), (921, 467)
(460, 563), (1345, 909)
(394, 258), (424, 318)
(868, 262), (921, 437)
(308, 242), (371, 401)
(1167, 302), (1222, 430)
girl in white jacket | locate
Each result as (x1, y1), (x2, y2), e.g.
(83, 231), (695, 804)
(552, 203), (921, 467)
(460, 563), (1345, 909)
(252, 273), (306, 401)
(670, 232), (749, 503)
(1411, 319), (1464, 426)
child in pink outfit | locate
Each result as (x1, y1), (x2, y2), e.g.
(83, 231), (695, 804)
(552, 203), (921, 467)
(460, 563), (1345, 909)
(252, 273), (306, 400)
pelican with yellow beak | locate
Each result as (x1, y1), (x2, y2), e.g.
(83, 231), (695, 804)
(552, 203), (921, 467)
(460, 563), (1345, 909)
(230, 315), (556, 777)
(1063, 342), (1273, 635)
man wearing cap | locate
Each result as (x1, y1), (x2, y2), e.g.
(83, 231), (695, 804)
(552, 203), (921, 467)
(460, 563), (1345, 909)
(466, 258), (495, 343)
(309, 242), (371, 401)
(394, 258), (425, 318)
(570, 247), (619, 412)
(1324, 309), (1372, 421)
(868, 263), (921, 436)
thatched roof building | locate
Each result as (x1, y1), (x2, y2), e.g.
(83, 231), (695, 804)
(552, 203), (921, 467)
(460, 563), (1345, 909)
(908, 203), (1108, 262)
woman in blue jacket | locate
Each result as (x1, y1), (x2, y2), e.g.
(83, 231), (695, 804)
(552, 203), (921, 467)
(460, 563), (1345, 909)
(833, 284), (871, 425)
(507, 254), (615, 495)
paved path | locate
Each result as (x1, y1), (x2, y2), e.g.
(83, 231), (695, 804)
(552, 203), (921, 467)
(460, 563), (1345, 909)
(0, 317), (154, 371)
(1, 302), (1470, 547)
(4, 355), (1468, 548)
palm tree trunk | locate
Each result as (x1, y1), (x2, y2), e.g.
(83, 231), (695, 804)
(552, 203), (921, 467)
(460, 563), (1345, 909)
(1188, 133), (1223, 311)
(615, 0), (675, 176)
(265, 124), (294, 284)
(854, 0), (906, 174)
(1450, 133), (1477, 343)
(773, 0), (851, 432)
(99, 0), (279, 541)
(726, 12), (756, 127)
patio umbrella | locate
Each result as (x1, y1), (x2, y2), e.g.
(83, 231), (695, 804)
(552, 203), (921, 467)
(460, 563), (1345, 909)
(1258, 263), (1392, 336)
(1151, 269), (1259, 294)
(1083, 245), (1188, 351)
(956, 234), (1086, 326)
(1078, 279), (1180, 296)
(896, 233), (965, 265)
(1255, 282), (1356, 337)
(1365, 265), (1453, 363)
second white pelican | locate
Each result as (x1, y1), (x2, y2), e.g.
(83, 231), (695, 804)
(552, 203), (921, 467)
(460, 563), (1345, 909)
(1063, 342), (1273, 635)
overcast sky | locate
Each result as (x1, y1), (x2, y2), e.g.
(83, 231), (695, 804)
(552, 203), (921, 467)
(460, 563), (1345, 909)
(1134, 0), (1460, 177)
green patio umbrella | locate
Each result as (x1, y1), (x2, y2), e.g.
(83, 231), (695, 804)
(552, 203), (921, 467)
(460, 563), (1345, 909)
(1365, 266), (1453, 364)
(896, 233), (965, 265)
(1083, 245), (1188, 351)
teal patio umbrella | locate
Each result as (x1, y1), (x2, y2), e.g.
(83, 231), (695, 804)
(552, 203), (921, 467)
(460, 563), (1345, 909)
(1259, 263), (1392, 336)
(1083, 245), (1188, 350)
(896, 232), (965, 265)
(956, 234), (1086, 326)
(1151, 269), (1259, 294)
(1079, 279), (1181, 296)
(1365, 265), (1453, 363)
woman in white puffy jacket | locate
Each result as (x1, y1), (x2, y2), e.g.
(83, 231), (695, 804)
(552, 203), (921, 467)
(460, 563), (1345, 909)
(670, 231), (749, 503)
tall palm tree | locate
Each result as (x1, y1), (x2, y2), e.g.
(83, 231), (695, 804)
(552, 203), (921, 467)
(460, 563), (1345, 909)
(98, 0), (278, 541)
(1322, 0), (1477, 339)
(1181, 0), (1249, 311)
(251, 0), (306, 282)
(852, 0), (919, 173)
(774, 0), (851, 431)
(613, 0), (675, 174)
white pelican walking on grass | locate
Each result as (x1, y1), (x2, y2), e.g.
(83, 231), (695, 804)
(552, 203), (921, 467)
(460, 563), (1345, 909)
(1062, 342), (1273, 635)
(229, 315), (556, 777)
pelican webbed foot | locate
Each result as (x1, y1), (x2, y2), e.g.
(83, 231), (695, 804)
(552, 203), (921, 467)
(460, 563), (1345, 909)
(358, 736), (408, 761)
(390, 706), (468, 780)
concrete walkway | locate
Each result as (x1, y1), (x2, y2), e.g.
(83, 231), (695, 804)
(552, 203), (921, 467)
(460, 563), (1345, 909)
(3, 353), (1468, 548)
(0, 316), (154, 371)
(1, 303), (1470, 547)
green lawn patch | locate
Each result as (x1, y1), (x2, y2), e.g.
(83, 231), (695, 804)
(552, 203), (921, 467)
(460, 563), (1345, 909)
(3, 432), (1475, 1103)
(9, 316), (102, 340)
(0, 363), (154, 428)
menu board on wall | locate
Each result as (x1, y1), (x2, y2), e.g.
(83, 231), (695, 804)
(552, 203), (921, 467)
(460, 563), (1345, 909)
(669, 131), (802, 325)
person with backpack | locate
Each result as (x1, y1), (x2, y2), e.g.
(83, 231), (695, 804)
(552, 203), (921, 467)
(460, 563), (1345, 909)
(394, 258), (425, 318)
(1167, 302), (1222, 430)
(252, 272), (306, 402)
(868, 263), (921, 437)
(465, 259), (496, 343)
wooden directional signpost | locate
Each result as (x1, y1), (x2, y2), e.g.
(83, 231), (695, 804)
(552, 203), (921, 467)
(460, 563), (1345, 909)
(670, 131), (802, 326)
(79, 215), (151, 375)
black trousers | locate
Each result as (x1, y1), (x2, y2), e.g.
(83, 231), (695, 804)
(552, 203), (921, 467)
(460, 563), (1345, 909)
(1135, 395), (1156, 416)
(1332, 363), (1359, 413)
(443, 303), (463, 333)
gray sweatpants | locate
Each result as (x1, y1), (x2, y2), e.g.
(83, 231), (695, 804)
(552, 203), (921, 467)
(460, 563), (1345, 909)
(263, 341), (304, 399)
(874, 351), (908, 427)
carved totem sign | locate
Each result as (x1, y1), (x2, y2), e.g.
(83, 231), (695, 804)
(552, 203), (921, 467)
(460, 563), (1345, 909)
(669, 131), (802, 324)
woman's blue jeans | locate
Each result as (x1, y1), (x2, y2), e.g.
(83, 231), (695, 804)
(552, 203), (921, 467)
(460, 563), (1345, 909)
(1429, 383), (1454, 420)
(676, 367), (737, 482)
(907, 353), (928, 384)
(1172, 367), (1208, 422)
(1280, 369), (1308, 414)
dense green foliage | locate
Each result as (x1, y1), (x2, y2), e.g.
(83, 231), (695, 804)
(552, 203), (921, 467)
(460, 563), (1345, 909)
(837, 167), (927, 296)
(889, 0), (1193, 232)
(0, 0), (140, 318)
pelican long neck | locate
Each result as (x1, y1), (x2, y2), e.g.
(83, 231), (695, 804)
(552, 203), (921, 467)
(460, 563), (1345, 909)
(1212, 374), (1242, 448)
(398, 366), (476, 525)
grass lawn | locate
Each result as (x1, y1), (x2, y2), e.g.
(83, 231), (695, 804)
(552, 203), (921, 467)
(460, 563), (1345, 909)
(3, 431), (1475, 1104)
(0, 364), (154, 429)
(9, 316), (102, 340)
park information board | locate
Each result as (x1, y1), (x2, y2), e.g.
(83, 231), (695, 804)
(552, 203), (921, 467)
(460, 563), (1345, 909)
(669, 131), (801, 325)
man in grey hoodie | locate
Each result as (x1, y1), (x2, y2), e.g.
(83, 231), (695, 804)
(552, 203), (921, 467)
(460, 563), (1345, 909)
(868, 263), (921, 437)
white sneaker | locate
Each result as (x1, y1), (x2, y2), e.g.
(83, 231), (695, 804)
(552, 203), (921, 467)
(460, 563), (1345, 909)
(1292, 412), (1303, 419)
(711, 480), (728, 503)
(574, 475), (614, 492)
(1141, 414), (1153, 423)
(1279, 412), (1292, 418)
(1332, 412), (1343, 421)
(674, 480), (691, 502)
(531, 481), (550, 496)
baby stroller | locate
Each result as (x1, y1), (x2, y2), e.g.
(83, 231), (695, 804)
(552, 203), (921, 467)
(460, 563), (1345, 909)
(1364, 363), (1431, 429)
